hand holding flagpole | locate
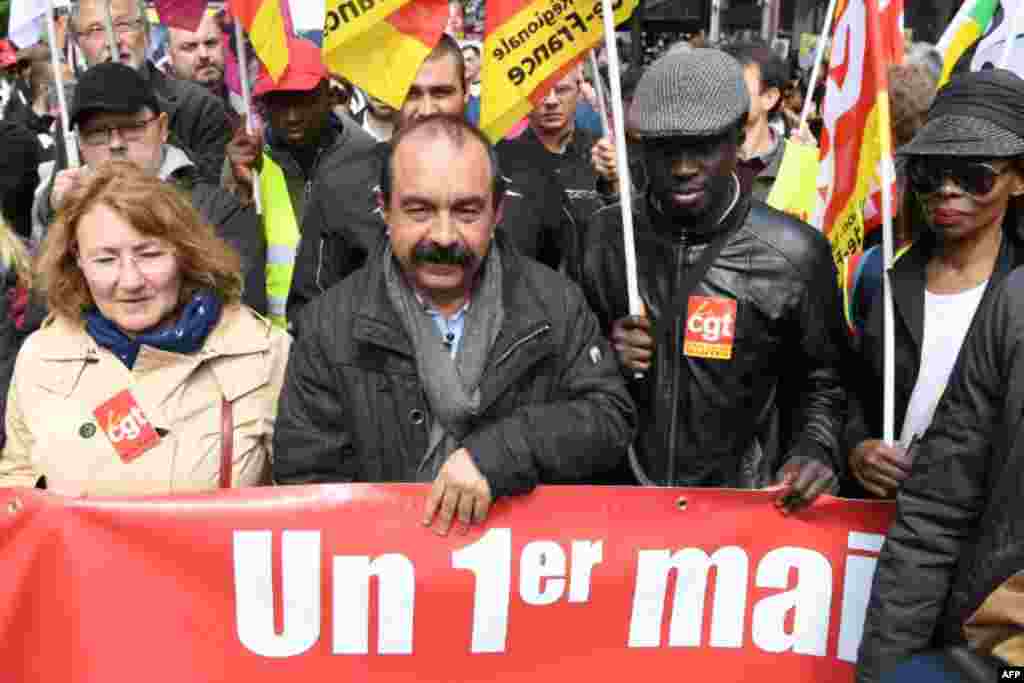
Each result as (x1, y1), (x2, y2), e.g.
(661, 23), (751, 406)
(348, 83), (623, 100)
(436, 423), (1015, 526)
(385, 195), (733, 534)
(234, 18), (263, 214)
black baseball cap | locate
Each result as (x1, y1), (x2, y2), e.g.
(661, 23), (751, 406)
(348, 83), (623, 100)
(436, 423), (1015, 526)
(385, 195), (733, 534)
(70, 62), (161, 129)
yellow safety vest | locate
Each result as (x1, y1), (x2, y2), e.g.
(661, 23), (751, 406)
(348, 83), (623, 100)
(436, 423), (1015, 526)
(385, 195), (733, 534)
(259, 154), (300, 330)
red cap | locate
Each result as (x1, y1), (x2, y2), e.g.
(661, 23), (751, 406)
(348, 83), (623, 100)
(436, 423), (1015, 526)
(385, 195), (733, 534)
(253, 38), (328, 98)
(0, 40), (16, 69)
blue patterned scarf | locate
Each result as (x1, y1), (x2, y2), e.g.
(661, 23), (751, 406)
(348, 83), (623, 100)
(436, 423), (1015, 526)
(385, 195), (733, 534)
(84, 291), (223, 369)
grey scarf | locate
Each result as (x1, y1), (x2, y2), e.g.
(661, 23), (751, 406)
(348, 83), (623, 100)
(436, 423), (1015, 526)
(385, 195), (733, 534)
(384, 245), (504, 480)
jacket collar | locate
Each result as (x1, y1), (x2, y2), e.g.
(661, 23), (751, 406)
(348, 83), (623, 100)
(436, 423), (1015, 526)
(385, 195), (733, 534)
(353, 236), (553, 366)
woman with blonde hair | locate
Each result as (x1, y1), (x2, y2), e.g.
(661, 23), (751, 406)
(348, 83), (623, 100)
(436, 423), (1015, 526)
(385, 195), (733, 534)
(0, 214), (32, 454)
(0, 161), (290, 495)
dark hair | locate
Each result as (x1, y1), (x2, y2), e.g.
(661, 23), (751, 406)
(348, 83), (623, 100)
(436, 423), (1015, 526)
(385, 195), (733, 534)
(723, 41), (787, 112)
(462, 44), (481, 58)
(381, 114), (506, 209)
(427, 34), (466, 92)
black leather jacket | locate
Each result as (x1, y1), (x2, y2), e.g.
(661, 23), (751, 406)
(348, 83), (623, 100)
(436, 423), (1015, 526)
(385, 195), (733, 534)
(273, 237), (636, 495)
(856, 265), (1024, 682)
(582, 185), (850, 487)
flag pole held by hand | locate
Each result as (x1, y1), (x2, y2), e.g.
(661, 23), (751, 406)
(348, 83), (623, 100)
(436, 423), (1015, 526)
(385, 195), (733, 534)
(599, 0), (644, 379)
(234, 18), (263, 214)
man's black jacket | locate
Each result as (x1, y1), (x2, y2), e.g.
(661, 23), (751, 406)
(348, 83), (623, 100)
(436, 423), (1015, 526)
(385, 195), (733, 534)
(286, 140), (569, 328)
(273, 237), (636, 496)
(856, 265), (1024, 681)
(582, 189), (849, 487)
(145, 62), (232, 182)
(497, 126), (611, 283)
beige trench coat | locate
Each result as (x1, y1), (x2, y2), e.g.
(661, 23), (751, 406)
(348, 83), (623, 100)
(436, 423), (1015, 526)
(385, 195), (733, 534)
(0, 305), (290, 496)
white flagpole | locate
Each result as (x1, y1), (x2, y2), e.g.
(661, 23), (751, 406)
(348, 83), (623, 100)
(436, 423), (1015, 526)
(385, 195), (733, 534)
(999, 1), (1024, 68)
(880, 153), (896, 445)
(588, 49), (610, 136)
(600, 0), (643, 333)
(799, 0), (838, 131)
(709, 0), (722, 44)
(46, 0), (79, 168)
(234, 19), (263, 214)
(102, 0), (120, 63)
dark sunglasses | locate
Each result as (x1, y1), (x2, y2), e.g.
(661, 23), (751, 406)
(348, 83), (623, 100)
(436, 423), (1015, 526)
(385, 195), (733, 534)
(908, 159), (1007, 197)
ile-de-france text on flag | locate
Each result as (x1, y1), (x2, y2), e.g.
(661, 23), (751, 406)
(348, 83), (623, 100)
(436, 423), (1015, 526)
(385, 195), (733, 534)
(8, 0), (49, 48)
(228, 0), (289, 81)
(936, 0), (999, 85)
(322, 0), (450, 109)
(815, 0), (903, 270)
(153, 0), (209, 31)
(479, 0), (638, 141)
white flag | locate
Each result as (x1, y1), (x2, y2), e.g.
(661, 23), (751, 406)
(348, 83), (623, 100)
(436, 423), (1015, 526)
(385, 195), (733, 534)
(8, 0), (50, 48)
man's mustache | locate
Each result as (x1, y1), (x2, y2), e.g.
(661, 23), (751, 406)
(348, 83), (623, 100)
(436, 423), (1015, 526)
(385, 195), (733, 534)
(413, 241), (475, 267)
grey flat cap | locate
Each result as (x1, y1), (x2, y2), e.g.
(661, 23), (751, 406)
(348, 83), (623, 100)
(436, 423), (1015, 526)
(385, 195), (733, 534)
(631, 48), (750, 138)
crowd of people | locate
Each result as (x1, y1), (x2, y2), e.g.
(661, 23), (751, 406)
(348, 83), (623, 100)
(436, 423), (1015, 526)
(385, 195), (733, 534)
(1, 4), (1023, 681)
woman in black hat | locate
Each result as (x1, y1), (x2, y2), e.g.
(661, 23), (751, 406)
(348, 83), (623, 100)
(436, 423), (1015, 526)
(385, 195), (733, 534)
(845, 67), (1024, 501)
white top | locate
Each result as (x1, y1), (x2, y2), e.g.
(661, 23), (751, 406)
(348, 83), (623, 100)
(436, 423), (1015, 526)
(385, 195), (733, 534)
(900, 280), (989, 445)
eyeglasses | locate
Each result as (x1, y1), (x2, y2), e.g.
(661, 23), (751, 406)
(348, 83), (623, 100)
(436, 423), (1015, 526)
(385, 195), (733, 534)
(79, 116), (158, 147)
(78, 247), (176, 279)
(77, 19), (145, 43)
(908, 159), (1008, 197)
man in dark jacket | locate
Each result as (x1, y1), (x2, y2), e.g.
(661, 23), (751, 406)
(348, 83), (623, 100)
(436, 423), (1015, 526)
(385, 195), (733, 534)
(224, 37), (376, 327)
(497, 66), (612, 283)
(285, 35), (568, 327)
(71, 0), (232, 181)
(274, 115), (635, 534)
(39, 62), (267, 314)
(583, 48), (848, 507)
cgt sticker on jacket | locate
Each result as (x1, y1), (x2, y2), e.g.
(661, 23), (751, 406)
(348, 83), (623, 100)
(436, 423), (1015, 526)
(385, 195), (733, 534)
(684, 296), (737, 360)
(93, 390), (161, 463)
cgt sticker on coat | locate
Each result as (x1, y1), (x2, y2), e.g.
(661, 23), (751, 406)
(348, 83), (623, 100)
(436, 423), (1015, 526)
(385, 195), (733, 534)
(684, 296), (737, 360)
(93, 390), (161, 463)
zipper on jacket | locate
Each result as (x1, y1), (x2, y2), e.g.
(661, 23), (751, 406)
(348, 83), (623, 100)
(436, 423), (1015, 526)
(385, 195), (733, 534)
(496, 324), (552, 367)
(666, 238), (688, 485)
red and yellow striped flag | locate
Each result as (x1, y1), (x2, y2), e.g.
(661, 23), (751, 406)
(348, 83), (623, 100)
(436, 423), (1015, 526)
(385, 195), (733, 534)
(228, 0), (290, 82)
(322, 0), (450, 108)
(479, 0), (637, 141)
(815, 0), (903, 269)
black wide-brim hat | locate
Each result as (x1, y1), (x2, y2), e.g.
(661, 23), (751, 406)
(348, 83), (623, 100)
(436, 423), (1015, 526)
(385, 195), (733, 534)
(897, 68), (1024, 159)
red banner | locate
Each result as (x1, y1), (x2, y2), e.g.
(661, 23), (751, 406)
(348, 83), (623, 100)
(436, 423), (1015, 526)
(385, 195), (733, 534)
(0, 485), (894, 681)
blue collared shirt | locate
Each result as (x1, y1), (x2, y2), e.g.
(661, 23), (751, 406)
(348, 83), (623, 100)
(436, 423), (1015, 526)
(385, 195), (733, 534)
(424, 302), (470, 358)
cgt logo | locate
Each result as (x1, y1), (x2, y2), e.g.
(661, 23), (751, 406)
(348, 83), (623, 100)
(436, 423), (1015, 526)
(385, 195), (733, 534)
(93, 390), (161, 463)
(684, 296), (737, 360)
(105, 406), (150, 443)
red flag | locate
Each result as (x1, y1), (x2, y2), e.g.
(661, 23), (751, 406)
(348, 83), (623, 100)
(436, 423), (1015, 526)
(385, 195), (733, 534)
(815, 0), (903, 266)
(152, 0), (209, 32)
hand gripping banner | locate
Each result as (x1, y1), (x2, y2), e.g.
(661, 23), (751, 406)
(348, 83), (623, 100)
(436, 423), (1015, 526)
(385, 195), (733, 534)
(0, 485), (895, 681)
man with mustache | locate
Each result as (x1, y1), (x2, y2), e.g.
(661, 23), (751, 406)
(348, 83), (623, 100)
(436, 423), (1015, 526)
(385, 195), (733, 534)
(581, 48), (850, 511)
(273, 114), (636, 533)
(285, 35), (569, 329)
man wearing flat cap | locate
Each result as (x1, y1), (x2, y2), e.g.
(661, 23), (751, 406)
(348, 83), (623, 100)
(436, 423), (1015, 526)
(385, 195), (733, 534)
(582, 48), (851, 512)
